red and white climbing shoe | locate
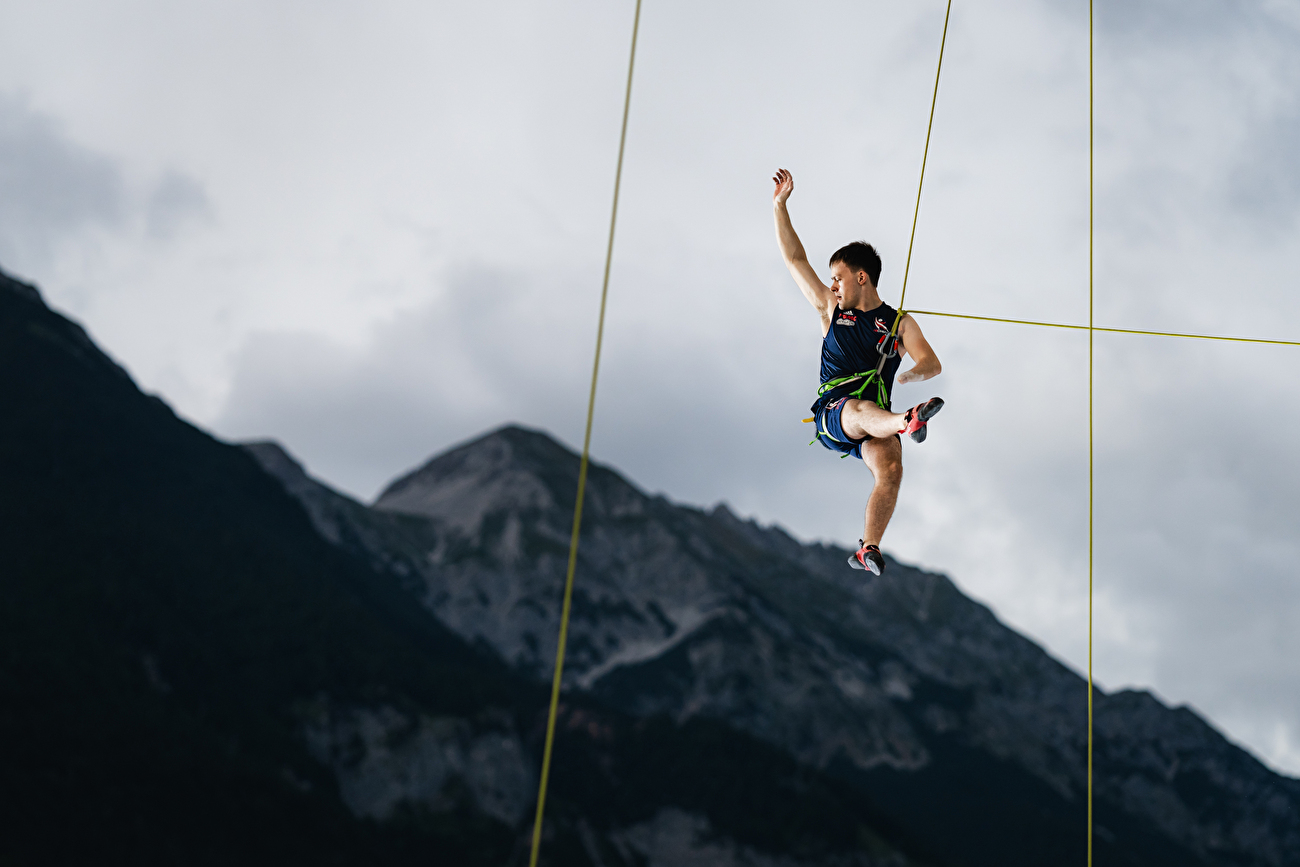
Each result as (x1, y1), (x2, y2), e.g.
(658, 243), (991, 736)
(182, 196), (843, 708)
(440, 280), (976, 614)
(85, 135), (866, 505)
(848, 542), (886, 575)
(899, 397), (944, 443)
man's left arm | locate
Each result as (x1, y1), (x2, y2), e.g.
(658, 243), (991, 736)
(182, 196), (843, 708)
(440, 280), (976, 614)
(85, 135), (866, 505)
(896, 314), (942, 384)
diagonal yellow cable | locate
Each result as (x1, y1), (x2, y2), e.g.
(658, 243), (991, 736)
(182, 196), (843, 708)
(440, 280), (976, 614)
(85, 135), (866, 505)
(527, 2), (641, 865)
(1093, 325), (1300, 346)
(867, 0), (951, 389)
(905, 308), (1300, 347)
(897, 0), (953, 317)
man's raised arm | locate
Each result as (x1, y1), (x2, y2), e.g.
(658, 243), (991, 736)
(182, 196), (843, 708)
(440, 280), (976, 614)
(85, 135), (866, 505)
(773, 168), (834, 318)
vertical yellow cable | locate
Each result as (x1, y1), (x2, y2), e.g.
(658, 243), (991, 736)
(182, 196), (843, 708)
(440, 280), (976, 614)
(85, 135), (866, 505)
(1087, 0), (1095, 864)
(527, 2), (642, 865)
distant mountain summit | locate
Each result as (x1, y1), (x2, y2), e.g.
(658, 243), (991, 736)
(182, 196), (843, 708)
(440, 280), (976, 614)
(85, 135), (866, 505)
(251, 423), (1300, 867)
(374, 423), (578, 529)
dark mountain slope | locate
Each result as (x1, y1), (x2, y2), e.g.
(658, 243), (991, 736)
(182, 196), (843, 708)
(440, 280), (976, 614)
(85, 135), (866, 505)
(0, 271), (533, 863)
(249, 424), (1300, 867)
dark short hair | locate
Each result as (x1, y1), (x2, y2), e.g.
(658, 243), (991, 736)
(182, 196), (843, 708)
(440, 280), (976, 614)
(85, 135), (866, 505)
(829, 241), (882, 288)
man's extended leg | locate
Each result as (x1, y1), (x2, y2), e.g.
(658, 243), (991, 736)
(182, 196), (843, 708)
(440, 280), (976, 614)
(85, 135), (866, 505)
(842, 396), (944, 444)
(861, 435), (903, 547)
(840, 399), (906, 440)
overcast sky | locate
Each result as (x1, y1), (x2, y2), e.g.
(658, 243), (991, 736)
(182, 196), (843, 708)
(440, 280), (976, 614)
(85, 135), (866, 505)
(4, 0), (1299, 775)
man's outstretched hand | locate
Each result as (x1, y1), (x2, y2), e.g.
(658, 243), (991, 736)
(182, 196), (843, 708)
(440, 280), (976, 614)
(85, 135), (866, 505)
(773, 168), (794, 205)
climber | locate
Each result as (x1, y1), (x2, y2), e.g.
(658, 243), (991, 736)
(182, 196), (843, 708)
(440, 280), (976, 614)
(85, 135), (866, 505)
(772, 167), (944, 576)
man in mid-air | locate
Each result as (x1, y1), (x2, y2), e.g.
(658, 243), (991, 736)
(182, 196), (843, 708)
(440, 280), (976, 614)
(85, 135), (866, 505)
(772, 168), (944, 576)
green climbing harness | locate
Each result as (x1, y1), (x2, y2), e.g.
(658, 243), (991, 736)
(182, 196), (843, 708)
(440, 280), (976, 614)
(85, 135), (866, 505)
(806, 369), (893, 452)
(819, 369), (891, 407)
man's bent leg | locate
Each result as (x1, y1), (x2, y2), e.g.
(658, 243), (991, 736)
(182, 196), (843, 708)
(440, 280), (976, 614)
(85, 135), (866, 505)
(861, 435), (903, 547)
(841, 399), (907, 440)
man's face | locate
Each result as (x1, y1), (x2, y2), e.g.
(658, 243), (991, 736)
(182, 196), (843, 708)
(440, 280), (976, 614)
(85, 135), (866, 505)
(829, 261), (870, 307)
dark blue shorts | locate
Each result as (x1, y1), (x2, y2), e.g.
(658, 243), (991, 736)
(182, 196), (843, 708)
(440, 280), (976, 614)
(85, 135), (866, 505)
(812, 393), (897, 460)
(814, 395), (868, 459)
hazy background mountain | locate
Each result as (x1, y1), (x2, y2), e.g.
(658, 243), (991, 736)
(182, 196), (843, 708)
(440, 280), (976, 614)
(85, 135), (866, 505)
(7, 267), (1299, 866)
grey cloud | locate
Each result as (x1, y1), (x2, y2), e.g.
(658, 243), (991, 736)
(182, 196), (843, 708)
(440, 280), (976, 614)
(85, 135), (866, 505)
(1224, 103), (1300, 229)
(1089, 1), (1300, 232)
(146, 171), (213, 240)
(0, 93), (125, 270)
(214, 263), (599, 499)
(0, 93), (215, 274)
(1095, 0), (1281, 42)
(215, 249), (818, 508)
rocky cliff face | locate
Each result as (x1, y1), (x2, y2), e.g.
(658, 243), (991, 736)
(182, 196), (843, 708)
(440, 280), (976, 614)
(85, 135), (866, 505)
(248, 426), (1300, 867)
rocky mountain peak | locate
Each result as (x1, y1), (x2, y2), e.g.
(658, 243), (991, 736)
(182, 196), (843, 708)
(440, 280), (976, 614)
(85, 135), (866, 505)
(372, 424), (648, 536)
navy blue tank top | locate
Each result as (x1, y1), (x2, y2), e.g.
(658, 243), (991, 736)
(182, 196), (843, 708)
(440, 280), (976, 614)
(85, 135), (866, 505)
(817, 303), (903, 409)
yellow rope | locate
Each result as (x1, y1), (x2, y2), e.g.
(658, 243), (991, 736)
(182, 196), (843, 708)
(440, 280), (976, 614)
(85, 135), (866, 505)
(527, 2), (642, 864)
(897, 0), (953, 316)
(866, 0), (951, 388)
(1088, 0), (1095, 860)
(905, 309), (1300, 347)
(1092, 326), (1300, 346)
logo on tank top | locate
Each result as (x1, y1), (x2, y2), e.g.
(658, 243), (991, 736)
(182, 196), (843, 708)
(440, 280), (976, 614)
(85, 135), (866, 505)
(835, 312), (857, 326)
(874, 317), (890, 333)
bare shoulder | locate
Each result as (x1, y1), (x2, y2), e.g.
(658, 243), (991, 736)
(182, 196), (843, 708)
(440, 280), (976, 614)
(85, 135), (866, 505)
(898, 312), (940, 363)
(898, 312), (927, 340)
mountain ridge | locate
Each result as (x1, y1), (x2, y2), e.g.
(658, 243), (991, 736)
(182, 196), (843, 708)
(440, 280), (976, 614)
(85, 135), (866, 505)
(248, 423), (1300, 867)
